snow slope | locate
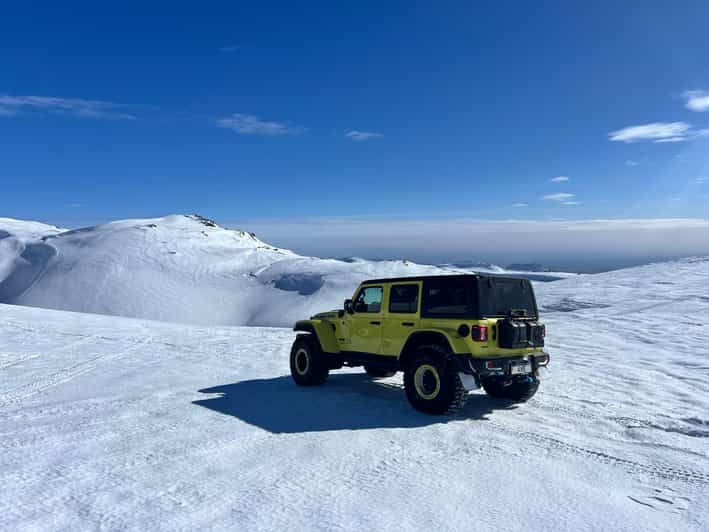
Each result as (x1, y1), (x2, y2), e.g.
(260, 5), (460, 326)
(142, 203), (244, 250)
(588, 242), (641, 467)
(1, 257), (708, 531)
(0, 218), (64, 301)
(0, 215), (460, 326)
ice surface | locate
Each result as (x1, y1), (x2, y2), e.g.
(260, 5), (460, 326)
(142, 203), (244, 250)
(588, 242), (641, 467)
(1, 256), (708, 531)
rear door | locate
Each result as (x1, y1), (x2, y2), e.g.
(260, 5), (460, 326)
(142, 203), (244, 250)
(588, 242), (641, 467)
(342, 285), (384, 354)
(381, 282), (421, 356)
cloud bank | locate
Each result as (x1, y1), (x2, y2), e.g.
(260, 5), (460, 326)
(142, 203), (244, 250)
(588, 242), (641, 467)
(229, 217), (709, 271)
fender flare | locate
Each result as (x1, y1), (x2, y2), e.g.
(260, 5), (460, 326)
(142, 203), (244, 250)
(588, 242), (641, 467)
(398, 329), (456, 368)
(293, 320), (340, 353)
(293, 320), (317, 334)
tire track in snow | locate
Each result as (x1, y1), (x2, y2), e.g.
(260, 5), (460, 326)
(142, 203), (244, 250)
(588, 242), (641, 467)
(485, 419), (709, 486)
(0, 333), (98, 396)
(0, 336), (152, 406)
(0, 353), (39, 370)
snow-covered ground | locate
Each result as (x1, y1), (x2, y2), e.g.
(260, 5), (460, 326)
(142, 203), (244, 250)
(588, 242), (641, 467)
(1, 257), (708, 531)
(0, 215), (576, 327)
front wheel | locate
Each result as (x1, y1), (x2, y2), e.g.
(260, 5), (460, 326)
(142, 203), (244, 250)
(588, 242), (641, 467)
(290, 335), (329, 386)
(403, 346), (468, 415)
(482, 376), (539, 402)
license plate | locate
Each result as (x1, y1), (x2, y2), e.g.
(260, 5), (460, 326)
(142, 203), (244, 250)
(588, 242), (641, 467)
(510, 361), (532, 375)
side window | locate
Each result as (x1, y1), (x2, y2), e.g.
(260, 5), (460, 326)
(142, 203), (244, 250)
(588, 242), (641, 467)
(353, 286), (383, 313)
(421, 278), (475, 318)
(389, 284), (419, 313)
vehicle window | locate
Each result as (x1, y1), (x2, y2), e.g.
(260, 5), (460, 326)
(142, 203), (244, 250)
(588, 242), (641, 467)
(353, 286), (383, 313)
(421, 278), (475, 318)
(478, 277), (537, 318)
(389, 284), (419, 313)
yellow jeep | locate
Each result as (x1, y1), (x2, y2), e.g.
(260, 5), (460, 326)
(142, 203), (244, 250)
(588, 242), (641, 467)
(290, 274), (549, 414)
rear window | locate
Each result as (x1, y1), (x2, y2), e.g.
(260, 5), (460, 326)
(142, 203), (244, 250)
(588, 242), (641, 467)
(478, 277), (537, 318)
(420, 276), (538, 319)
(389, 284), (419, 313)
(421, 278), (475, 318)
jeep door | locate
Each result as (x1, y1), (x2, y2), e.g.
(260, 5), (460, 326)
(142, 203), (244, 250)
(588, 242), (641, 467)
(342, 285), (384, 354)
(381, 282), (421, 356)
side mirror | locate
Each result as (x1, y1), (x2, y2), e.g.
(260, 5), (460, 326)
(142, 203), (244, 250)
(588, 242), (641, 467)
(344, 299), (354, 314)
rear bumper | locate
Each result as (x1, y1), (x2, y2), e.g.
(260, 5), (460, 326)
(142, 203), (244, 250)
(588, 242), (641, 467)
(453, 351), (550, 378)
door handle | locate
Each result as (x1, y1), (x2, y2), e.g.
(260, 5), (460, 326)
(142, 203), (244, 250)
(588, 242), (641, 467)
(401, 322), (415, 326)
(370, 321), (381, 325)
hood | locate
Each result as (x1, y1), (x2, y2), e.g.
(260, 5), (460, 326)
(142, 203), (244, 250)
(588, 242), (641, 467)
(311, 310), (341, 319)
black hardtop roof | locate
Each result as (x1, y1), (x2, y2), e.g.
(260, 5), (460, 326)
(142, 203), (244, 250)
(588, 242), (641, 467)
(360, 273), (528, 285)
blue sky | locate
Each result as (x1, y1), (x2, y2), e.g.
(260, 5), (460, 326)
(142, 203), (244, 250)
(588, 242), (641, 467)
(2, 2), (709, 267)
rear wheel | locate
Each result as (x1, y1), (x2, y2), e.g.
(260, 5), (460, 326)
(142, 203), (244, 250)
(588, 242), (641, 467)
(482, 376), (539, 402)
(364, 365), (396, 378)
(290, 335), (329, 386)
(403, 345), (468, 415)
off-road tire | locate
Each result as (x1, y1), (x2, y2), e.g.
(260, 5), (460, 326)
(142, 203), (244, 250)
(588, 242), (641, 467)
(482, 376), (539, 402)
(364, 365), (396, 378)
(403, 345), (468, 415)
(290, 335), (329, 386)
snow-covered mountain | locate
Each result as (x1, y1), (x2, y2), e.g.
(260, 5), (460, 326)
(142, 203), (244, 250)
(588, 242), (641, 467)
(0, 215), (460, 326)
(1, 256), (707, 531)
(0, 215), (574, 326)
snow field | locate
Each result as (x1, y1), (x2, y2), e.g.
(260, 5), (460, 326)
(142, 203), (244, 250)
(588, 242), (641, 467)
(1, 256), (708, 530)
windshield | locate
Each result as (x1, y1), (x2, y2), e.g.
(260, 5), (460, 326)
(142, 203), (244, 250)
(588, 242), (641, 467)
(477, 278), (537, 318)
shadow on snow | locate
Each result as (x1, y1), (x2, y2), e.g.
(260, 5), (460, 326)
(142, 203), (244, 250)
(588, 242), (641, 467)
(193, 373), (517, 433)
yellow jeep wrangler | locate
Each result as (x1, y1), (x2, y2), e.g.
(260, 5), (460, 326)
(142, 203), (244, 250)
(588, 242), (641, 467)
(290, 274), (549, 414)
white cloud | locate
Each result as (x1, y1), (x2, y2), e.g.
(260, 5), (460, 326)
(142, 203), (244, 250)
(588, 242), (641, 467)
(543, 192), (575, 202)
(654, 136), (686, 143)
(609, 122), (692, 143)
(218, 45), (240, 53)
(550, 176), (569, 182)
(625, 160), (640, 166)
(696, 177), (709, 184)
(684, 90), (709, 112)
(216, 114), (306, 135)
(345, 130), (383, 141)
(0, 95), (137, 119)
(511, 203), (528, 208)
(562, 201), (581, 205)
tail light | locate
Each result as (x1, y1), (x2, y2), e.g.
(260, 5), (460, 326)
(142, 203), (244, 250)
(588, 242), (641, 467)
(471, 325), (488, 342)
